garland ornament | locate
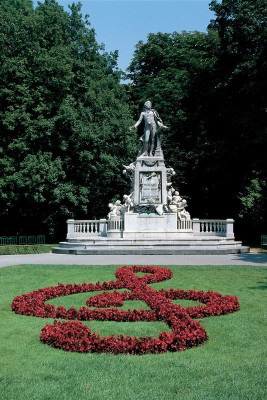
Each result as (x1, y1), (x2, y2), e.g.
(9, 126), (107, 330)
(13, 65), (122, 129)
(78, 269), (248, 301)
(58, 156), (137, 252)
(11, 266), (239, 354)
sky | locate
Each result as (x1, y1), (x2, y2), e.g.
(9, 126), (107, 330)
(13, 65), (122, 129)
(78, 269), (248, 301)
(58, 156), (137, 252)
(33, 0), (215, 72)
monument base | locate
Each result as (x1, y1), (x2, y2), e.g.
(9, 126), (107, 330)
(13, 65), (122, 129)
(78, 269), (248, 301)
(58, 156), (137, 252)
(53, 237), (249, 255)
(53, 217), (249, 254)
(120, 212), (193, 239)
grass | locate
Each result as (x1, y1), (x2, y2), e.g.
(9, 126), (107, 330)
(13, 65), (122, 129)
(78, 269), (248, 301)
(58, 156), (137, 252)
(0, 264), (266, 400)
(0, 244), (56, 255)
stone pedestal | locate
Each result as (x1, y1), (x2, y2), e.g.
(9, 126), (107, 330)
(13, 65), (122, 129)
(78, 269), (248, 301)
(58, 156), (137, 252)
(133, 155), (168, 206)
(106, 153), (193, 239)
(122, 212), (191, 239)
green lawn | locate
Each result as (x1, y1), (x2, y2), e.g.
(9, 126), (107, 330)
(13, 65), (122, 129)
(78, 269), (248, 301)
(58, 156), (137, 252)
(0, 264), (266, 400)
(0, 244), (56, 255)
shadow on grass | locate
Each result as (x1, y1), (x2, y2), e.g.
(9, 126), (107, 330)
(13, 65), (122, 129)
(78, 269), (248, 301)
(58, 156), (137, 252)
(248, 277), (267, 290)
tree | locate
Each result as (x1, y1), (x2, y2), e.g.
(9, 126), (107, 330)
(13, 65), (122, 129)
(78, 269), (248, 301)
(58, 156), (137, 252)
(208, 0), (267, 238)
(128, 0), (267, 240)
(0, 0), (137, 239)
(127, 30), (220, 216)
(238, 171), (267, 242)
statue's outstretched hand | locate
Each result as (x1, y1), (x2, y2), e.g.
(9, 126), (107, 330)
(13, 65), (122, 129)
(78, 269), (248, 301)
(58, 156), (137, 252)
(129, 125), (136, 131)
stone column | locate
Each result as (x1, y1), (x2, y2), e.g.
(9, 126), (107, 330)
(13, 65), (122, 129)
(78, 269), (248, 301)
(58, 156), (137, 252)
(226, 219), (235, 238)
(99, 219), (107, 237)
(67, 219), (75, 239)
(193, 218), (200, 235)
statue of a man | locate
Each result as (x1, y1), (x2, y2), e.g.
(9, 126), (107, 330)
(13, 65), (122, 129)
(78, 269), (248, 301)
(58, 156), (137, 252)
(129, 101), (168, 156)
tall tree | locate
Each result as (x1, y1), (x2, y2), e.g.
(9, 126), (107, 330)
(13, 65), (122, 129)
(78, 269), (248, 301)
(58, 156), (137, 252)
(208, 0), (267, 240)
(127, 30), (220, 215)
(0, 0), (136, 239)
(128, 0), (267, 241)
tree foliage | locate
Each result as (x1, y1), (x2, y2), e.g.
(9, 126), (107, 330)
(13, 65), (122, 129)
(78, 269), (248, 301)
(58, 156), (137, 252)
(0, 0), (136, 239)
(128, 0), (267, 240)
(128, 30), (220, 215)
(0, 0), (266, 242)
(208, 0), (267, 238)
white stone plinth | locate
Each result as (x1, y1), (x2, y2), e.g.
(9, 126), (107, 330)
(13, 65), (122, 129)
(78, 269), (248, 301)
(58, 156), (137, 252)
(124, 212), (176, 231)
(122, 212), (193, 239)
(133, 156), (167, 206)
(226, 219), (235, 238)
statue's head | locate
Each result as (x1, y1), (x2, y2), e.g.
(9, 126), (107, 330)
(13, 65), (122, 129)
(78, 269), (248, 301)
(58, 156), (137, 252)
(174, 191), (179, 195)
(144, 101), (152, 109)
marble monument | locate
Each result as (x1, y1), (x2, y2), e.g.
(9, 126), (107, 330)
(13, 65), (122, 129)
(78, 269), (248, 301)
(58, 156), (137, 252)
(53, 101), (249, 254)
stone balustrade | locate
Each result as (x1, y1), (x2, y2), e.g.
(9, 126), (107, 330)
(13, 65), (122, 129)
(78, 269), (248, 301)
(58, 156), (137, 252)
(177, 219), (193, 231)
(107, 217), (124, 231)
(67, 218), (234, 239)
(192, 218), (234, 238)
(67, 219), (107, 239)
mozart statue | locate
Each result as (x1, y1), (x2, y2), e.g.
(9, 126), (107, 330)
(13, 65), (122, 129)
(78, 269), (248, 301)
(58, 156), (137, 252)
(129, 101), (168, 156)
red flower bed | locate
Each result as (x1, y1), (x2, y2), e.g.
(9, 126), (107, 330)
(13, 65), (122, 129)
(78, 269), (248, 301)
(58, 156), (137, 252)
(11, 266), (239, 354)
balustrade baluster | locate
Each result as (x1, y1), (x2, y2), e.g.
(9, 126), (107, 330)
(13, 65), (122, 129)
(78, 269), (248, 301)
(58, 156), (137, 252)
(196, 219), (229, 237)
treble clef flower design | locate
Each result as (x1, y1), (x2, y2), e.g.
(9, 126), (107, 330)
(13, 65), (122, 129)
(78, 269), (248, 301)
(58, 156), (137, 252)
(11, 266), (239, 354)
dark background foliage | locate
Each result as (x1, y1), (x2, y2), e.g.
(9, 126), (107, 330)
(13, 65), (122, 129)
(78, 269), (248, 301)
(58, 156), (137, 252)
(128, 0), (267, 243)
(0, 0), (266, 243)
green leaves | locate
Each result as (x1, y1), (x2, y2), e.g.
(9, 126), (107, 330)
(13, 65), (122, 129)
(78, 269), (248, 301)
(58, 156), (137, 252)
(127, 1), (267, 240)
(127, 30), (218, 193)
(0, 0), (137, 239)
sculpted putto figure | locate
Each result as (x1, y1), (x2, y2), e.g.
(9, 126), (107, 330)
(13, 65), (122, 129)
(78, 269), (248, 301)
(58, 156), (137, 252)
(108, 200), (122, 218)
(168, 190), (182, 213)
(122, 194), (134, 212)
(129, 101), (168, 157)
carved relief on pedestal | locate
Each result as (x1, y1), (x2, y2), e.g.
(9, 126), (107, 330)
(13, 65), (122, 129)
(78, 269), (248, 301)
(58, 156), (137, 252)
(139, 172), (162, 204)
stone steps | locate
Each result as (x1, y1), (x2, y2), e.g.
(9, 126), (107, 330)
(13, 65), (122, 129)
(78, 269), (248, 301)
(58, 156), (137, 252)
(53, 237), (249, 255)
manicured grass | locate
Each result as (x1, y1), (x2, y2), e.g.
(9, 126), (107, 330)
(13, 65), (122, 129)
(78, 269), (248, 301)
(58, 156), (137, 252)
(0, 244), (56, 255)
(0, 264), (266, 400)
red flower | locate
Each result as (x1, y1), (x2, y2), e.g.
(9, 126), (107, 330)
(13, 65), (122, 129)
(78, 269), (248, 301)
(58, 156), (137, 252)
(11, 266), (239, 354)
